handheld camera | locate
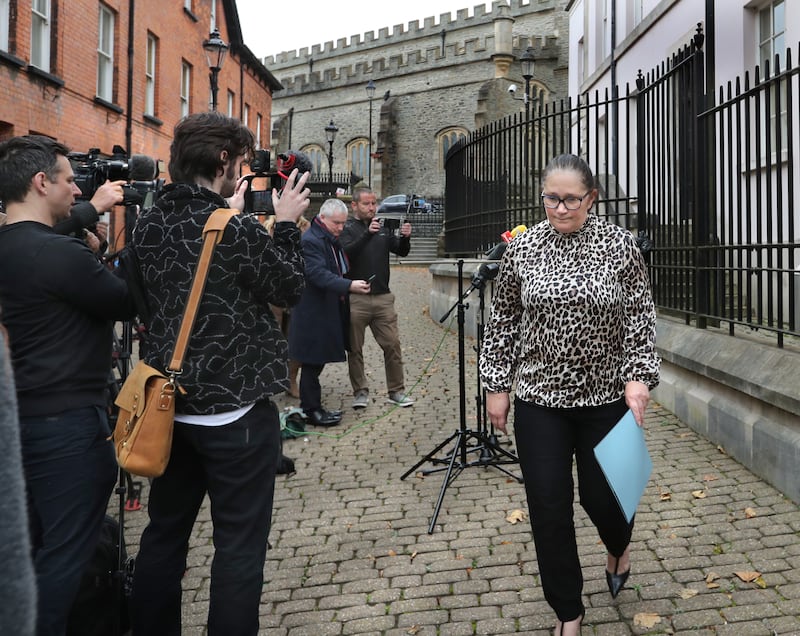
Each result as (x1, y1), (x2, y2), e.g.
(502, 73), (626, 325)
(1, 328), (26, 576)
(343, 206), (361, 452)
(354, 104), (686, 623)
(242, 149), (313, 216)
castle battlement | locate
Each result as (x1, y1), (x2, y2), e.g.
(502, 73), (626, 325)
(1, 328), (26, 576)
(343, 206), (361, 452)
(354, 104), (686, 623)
(274, 35), (496, 94)
(272, 31), (560, 96)
(264, 0), (540, 67)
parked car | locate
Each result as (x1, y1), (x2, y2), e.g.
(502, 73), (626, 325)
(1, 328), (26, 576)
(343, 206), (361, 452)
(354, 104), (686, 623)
(377, 194), (432, 214)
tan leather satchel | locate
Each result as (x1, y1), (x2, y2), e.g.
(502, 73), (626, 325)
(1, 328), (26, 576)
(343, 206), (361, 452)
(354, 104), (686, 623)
(113, 208), (238, 477)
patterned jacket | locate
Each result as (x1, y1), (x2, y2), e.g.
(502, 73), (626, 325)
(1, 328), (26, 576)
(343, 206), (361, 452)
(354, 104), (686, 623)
(479, 214), (660, 408)
(132, 183), (305, 415)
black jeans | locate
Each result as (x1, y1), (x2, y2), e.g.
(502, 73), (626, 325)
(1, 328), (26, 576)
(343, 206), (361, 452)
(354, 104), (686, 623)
(514, 397), (632, 622)
(20, 405), (117, 636)
(131, 400), (281, 636)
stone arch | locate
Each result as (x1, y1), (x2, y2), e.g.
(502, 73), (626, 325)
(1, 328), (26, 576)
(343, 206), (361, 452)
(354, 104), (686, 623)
(299, 144), (326, 176)
(436, 127), (468, 169)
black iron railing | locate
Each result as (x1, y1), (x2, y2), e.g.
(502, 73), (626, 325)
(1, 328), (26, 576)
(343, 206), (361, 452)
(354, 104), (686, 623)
(445, 32), (799, 346)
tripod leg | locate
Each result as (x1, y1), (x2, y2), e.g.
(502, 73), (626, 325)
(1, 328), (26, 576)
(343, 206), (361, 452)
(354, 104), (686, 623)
(400, 431), (460, 480)
(427, 432), (465, 534)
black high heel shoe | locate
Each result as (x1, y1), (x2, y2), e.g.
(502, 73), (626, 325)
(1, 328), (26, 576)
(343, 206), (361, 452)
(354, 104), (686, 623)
(606, 554), (630, 598)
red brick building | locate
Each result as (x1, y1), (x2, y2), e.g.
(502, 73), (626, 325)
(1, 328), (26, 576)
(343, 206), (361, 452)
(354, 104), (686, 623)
(0, 0), (279, 175)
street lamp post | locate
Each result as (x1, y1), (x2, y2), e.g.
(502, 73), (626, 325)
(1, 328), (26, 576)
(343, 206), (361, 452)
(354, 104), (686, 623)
(520, 47), (535, 123)
(325, 119), (339, 187)
(519, 48), (535, 204)
(366, 80), (376, 188)
(203, 29), (228, 111)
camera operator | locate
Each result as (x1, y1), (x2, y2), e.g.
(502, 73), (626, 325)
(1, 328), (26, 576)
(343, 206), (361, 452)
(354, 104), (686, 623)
(0, 135), (135, 636)
(130, 111), (310, 635)
(56, 178), (125, 255)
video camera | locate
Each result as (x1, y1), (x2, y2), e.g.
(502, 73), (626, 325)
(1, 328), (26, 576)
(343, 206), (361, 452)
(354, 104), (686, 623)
(68, 145), (164, 209)
(243, 149), (312, 215)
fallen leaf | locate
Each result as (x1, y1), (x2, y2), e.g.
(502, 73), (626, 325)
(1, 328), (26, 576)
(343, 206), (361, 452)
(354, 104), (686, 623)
(734, 571), (762, 583)
(702, 474), (718, 482)
(677, 432), (693, 438)
(406, 626), (421, 635)
(410, 551), (418, 561)
(744, 507), (757, 518)
(706, 572), (720, 583)
(756, 576), (767, 589)
(706, 582), (720, 589)
(506, 509), (527, 524)
(387, 549), (397, 557)
(660, 492), (672, 501)
(633, 612), (662, 629)
(678, 588), (699, 599)
(717, 445), (727, 454)
(692, 490), (707, 499)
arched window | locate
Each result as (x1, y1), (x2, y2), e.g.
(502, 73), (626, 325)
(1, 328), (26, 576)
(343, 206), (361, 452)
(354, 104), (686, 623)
(437, 127), (468, 168)
(300, 144), (326, 178)
(347, 138), (369, 181)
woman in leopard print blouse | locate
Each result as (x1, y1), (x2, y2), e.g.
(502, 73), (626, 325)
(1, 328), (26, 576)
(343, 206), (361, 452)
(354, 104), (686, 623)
(480, 154), (660, 635)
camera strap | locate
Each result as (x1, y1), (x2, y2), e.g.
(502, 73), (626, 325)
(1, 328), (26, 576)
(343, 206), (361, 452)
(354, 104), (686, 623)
(166, 208), (239, 379)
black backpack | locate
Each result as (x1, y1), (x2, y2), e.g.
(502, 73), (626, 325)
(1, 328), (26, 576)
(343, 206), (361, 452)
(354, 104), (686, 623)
(66, 515), (133, 636)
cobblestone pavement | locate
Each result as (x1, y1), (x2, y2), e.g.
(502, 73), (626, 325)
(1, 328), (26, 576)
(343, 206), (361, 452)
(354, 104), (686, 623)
(116, 266), (800, 635)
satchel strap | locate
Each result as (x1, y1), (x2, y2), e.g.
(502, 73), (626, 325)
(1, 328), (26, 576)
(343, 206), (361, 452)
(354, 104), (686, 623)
(167, 208), (239, 375)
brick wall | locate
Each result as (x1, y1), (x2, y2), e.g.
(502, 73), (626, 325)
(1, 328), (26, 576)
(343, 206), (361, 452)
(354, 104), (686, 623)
(0, 0), (273, 178)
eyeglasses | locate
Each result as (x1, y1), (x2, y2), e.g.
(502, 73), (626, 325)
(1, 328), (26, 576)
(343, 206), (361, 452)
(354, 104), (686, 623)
(540, 192), (591, 211)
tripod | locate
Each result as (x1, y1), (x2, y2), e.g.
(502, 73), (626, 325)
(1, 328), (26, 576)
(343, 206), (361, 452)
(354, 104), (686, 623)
(401, 260), (521, 534)
(107, 203), (144, 636)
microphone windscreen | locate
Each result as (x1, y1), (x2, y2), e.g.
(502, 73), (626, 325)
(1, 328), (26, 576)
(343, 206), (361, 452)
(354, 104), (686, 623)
(485, 241), (508, 261)
(129, 154), (157, 181)
(53, 205), (99, 235)
(278, 150), (313, 175)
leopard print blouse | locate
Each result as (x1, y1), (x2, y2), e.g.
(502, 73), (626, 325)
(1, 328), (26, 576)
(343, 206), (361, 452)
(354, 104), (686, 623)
(479, 214), (660, 408)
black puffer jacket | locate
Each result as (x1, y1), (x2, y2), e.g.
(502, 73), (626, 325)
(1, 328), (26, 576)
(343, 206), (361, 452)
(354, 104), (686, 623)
(132, 183), (305, 415)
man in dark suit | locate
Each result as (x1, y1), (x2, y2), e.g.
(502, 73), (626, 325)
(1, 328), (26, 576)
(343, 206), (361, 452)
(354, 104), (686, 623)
(288, 199), (371, 426)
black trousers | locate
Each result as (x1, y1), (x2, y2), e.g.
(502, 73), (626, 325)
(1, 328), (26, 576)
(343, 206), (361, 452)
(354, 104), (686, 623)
(20, 406), (117, 636)
(514, 397), (632, 622)
(131, 400), (280, 636)
(299, 363), (325, 413)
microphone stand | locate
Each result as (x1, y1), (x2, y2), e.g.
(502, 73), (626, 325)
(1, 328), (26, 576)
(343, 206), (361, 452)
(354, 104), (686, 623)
(472, 269), (520, 478)
(400, 260), (521, 534)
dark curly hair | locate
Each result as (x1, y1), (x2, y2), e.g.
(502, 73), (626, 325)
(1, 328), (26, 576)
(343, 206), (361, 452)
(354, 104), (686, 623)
(168, 112), (255, 184)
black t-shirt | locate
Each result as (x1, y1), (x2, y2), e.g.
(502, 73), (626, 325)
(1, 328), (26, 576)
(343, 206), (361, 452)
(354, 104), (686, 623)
(0, 221), (134, 416)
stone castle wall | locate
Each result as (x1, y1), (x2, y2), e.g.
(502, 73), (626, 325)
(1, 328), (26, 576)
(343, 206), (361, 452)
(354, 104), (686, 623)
(264, 0), (570, 199)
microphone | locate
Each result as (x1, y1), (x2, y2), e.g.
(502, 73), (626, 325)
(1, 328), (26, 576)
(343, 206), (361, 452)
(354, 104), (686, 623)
(471, 262), (501, 287)
(128, 154), (158, 181)
(485, 224), (528, 260)
(53, 205), (99, 236)
(276, 150), (313, 176)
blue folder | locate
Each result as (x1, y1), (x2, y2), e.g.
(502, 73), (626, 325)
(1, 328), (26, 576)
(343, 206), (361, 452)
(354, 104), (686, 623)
(593, 409), (652, 523)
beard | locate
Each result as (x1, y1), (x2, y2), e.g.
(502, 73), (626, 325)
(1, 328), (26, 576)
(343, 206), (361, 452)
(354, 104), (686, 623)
(219, 161), (239, 199)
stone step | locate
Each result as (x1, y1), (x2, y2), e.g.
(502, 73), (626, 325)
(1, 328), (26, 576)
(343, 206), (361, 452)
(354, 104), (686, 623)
(394, 237), (438, 262)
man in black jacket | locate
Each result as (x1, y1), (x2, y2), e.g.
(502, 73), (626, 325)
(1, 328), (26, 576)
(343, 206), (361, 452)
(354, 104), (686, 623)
(130, 111), (310, 636)
(340, 187), (414, 409)
(0, 135), (135, 636)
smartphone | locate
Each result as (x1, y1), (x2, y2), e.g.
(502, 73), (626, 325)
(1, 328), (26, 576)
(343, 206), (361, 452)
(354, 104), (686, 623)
(367, 274), (377, 283)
